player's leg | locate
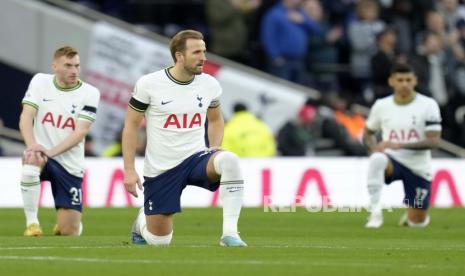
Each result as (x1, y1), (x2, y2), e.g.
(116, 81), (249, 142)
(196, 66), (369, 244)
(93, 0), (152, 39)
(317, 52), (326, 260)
(405, 208), (429, 227)
(206, 151), (246, 246)
(399, 175), (431, 228)
(139, 212), (174, 246)
(46, 159), (84, 236)
(55, 208), (82, 236)
(131, 174), (181, 246)
(365, 152), (392, 228)
(21, 150), (47, 236)
(131, 207), (174, 246)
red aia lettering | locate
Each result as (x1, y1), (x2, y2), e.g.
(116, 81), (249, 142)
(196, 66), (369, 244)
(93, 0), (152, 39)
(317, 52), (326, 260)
(389, 129), (420, 142)
(430, 169), (463, 207)
(294, 169), (330, 206)
(41, 112), (75, 130)
(164, 113), (202, 128)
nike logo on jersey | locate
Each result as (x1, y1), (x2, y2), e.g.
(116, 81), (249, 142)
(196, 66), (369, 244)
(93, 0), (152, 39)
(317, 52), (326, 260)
(43, 98), (53, 102)
(161, 100), (173, 105)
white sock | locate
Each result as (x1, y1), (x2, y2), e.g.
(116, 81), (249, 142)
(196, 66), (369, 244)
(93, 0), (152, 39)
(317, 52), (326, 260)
(20, 165), (41, 226)
(141, 227), (173, 246)
(78, 222), (83, 236)
(214, 151), (244, 237)
(136, 207), (173, 245)
(407, 215), (430, 228)
(367, 153), (388, 214)
(136, 207), (146, 235)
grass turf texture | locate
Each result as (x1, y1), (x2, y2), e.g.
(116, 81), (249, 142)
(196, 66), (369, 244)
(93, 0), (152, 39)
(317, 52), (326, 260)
(0, 208), (464, 276)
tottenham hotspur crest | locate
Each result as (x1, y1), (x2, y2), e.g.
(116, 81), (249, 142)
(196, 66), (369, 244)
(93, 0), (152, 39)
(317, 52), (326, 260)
(196, 95), (203, 108)
(71, 104), (78, 114)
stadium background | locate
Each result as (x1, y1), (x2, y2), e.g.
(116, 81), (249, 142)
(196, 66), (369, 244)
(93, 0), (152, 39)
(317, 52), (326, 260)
(0, 1), (464, 275)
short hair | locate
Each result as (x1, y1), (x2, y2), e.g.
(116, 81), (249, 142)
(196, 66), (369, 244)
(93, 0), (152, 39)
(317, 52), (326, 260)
(53, 46), (78, 60)
(169, 30), (204, 63)
(233, 102), (247, 112)
(390, 63), (414, 75)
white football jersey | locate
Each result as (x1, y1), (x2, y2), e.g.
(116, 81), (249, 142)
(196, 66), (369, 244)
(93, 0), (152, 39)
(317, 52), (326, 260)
(130, 68), (222, 177)
(22, 73), (100, 177)
(366, 93), (441, 180)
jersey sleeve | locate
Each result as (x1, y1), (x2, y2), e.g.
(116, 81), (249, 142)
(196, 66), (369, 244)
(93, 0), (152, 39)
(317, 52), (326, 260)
(425, 99), (442, 132)
(209, 77), (222, 108)
(365, 100), (381, 132)
(22, 74), (42, 110)
(78, 88), (100, 123)
(128, 78), (150, 112)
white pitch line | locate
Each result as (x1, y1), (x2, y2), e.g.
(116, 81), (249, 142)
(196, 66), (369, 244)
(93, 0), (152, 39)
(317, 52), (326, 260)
(0, 255), (460, 270)
(0, 244), (464, 251)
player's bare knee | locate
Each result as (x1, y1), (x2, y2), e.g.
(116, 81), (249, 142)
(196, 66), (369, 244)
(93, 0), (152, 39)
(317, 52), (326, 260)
(408, 210), (427, 223)
(59, 224), (80, 236)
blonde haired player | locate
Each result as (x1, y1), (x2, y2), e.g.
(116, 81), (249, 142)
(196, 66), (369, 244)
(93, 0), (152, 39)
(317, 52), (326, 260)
(123, 30), (246, 247)
(19, 46), (100, 236)
(363, 63), (441, 228)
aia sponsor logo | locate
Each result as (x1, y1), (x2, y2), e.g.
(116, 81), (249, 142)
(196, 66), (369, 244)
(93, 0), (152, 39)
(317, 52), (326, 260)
(41, 112), (75, 130)
(163, 113), (202, 128)
(388, 129), (420, 142)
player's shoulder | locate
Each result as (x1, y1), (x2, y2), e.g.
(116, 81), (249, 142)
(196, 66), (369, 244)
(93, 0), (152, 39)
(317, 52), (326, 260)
(136, 69), (165, 87)
(80, 80), (100, 96)
(372, 95), (393, 108)
(196, 73), (221, 89)
(198, 72), (219, 83)
(415, 93), (438, 106)
(30, 73), (53, 84)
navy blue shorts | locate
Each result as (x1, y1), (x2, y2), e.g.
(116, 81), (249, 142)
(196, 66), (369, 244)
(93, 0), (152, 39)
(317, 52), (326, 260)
(40, 158), (83, 212)
(143, 150), (220, 215)
(385, 156), (431, 210)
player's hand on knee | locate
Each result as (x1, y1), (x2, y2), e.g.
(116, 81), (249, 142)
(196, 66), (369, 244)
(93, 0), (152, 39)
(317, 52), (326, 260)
(124, 169), (142, 198)
(23, 150), (45, 166)
(36, 151), (48, 165)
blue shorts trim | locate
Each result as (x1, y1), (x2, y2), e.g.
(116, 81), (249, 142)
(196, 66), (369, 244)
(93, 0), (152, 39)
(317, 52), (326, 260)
(143, 150), (220, 215)
(385, 156), (431, 210)
(40, 158), (83, 212)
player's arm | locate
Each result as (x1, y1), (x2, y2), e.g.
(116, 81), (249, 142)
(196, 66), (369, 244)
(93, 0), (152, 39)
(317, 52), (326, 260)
(45, 120), (92, 157)
(399, 131), (441, 150)
(122, 106), (145, 198)
(19, 104), (38, 148)
(362, 127), (379, 153)
(206, 105), (224, 148)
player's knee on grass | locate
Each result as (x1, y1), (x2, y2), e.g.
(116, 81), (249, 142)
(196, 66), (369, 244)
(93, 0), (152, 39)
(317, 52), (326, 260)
(59, 222), (81, 236)
(408, 209), (429, 225)
(142, 228), (173, 246)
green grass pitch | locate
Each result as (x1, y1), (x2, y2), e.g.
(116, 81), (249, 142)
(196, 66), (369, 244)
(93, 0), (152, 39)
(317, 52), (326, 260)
(0, 207), (464, 275)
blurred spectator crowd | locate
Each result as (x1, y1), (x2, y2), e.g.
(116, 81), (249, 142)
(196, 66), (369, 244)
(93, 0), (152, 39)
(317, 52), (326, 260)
(62, 0), (465, 156)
